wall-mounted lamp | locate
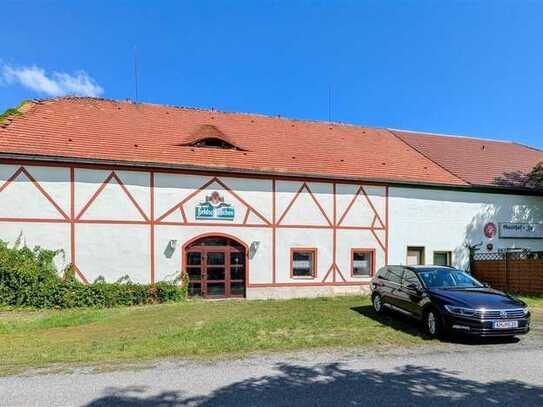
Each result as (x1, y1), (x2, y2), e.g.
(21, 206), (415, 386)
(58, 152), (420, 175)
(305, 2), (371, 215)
(250, 241), (261, 252)
(249, 241), (261, 259)
(164, 239), (178, 259)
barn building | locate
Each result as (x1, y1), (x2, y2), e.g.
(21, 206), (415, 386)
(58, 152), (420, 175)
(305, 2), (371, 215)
(1, 97), (542, 299)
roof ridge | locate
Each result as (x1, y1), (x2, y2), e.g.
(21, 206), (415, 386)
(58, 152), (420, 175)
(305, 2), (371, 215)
(512, 141), (543, 154)
(37, 96), (377, 130)
(388, 127), (517, 145)
(387, 129), (470, 185)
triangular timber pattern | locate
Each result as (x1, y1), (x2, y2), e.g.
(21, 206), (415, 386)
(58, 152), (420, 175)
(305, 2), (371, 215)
(323, 184), (387, 282)
(156, 176), (271, 226)
(276, 183), (333, 227)
(0, 166), (69, 220)
(76, 171), (150, 222)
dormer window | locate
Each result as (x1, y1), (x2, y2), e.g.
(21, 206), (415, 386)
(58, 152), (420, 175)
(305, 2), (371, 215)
(192, 137), (238, 149)
(181, 124), (246, 151)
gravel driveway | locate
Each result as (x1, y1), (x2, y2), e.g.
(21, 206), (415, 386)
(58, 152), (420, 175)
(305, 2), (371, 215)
(1, 336), (543, 407)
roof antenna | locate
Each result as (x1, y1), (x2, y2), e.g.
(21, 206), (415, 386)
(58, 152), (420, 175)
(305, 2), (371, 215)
(328, 84), (332, 122)
(133, 46), (139, 103)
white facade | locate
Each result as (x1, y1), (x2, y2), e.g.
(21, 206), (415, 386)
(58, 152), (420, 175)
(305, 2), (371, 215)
(1, 161), (542, 299)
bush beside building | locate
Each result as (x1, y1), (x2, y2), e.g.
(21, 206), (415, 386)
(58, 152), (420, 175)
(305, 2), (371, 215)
(0, 240), (187, 309)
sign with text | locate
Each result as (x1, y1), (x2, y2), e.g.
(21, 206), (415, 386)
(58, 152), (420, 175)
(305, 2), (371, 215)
(499, 223), (543, 239)
(195, 191), (235, 221)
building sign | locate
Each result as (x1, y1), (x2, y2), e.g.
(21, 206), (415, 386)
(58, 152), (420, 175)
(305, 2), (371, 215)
(499, 223), (543, 239)
(195, 191), (235, 221)
(483, 222), (497, 239)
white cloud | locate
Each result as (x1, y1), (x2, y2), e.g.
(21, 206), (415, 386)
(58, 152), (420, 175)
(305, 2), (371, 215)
(1, 64), (103, 97)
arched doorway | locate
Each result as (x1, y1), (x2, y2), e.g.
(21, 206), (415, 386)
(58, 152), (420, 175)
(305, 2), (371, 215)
(183, 234), (247, 298)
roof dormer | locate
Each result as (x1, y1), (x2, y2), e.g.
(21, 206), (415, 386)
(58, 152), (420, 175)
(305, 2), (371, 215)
(182, 124), (245, 150)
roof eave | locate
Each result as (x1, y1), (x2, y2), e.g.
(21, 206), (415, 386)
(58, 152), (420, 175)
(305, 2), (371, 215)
(1, 152), (542, 196)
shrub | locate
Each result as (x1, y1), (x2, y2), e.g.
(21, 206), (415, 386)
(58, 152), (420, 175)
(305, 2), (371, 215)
(0, 240), (186, 309)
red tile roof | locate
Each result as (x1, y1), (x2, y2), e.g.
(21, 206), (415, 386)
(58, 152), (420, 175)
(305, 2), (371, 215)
(391, 130), (543, 187)
(0, 97), (540, 189)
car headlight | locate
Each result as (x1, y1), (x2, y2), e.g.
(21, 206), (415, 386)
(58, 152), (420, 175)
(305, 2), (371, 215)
(523, 307), (530, 316)
(444, 305), (476, 317)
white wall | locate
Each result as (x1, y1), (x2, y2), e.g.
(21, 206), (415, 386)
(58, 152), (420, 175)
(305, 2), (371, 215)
(0, 162), (385, 290)
(389, 187), (543, 269)
(4, 160), (542, 296)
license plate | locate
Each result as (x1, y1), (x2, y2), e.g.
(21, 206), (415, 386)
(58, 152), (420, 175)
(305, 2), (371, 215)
(493, 320), (519, 329)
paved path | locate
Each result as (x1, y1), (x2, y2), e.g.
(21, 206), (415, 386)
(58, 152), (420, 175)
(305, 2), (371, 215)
(1, 340), (543, 406)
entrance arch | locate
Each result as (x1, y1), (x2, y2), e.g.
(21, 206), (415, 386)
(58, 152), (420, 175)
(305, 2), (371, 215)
(182, 233), (248, 298)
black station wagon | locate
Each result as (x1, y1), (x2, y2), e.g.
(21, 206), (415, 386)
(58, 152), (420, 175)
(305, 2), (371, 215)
(370, 265), (531, 338)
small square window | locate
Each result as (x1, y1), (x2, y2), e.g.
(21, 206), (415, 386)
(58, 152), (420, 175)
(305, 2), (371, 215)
(291, 249), (317, 278)
(351, 249), (374, 277)
(407, 247), (425, 265)
(433, 251), (452, 266)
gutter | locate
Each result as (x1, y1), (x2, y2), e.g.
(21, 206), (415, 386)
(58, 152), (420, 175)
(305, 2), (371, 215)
(0, 152), (542, 196)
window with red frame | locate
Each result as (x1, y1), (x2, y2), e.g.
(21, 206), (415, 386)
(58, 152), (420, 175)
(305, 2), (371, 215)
(291, 249), (317, 278)
(351, 250), (374, 277)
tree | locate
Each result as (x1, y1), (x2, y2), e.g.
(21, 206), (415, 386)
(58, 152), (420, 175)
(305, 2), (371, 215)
(494, 162), (543, 191)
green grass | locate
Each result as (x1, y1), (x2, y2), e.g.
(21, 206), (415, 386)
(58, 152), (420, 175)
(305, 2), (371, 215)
(0, 295), (540, 375)
(518, 295), (543, 308)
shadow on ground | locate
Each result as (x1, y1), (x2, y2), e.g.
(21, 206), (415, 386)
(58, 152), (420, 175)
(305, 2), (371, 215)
(85, 362), (543, 406)
(351, 305), (521, 345)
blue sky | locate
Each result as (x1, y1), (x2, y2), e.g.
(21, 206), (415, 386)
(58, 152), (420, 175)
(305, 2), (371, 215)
(1, 1), (543, 148)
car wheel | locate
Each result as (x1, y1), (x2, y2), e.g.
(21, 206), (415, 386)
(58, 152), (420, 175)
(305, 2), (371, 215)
(424, 308), (443, 338)
(372, 293), (384, 314)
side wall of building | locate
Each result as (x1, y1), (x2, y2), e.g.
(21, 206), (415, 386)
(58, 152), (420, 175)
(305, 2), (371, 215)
(388, 187), (543, 269)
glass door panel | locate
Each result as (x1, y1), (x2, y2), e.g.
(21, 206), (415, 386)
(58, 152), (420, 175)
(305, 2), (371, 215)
(187, 251), (201, 266)
(230, 281), (245, 297)
(207, 282), (226, 297)
(206, 252), (225, 266)
(230, 252), (245, 266)
(207, 267), (225, 281)
(230, 266), (245, 280)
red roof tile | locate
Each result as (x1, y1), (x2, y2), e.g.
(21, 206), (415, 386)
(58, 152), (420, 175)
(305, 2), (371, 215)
(391, 130), (543, 187)
(0, 97), (467, 186)
(7, 97), (541, 189)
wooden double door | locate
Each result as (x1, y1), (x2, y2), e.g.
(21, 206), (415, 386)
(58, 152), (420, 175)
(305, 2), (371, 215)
(185, 237), (246, 298)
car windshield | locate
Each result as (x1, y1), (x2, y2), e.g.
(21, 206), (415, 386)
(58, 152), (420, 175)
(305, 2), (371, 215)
(417, 269), (484, 289)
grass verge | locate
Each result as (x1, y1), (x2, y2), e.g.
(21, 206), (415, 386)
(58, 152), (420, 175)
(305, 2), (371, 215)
(0, 295), (540, 376)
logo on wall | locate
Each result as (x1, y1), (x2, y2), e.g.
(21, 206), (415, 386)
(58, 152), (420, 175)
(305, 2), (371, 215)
(483, 222), (497, 239)
(195, 191), (235, 221)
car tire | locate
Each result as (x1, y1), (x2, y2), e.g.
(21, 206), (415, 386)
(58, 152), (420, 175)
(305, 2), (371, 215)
(372, 293), (384, 314)
(423, 308), (443, 339)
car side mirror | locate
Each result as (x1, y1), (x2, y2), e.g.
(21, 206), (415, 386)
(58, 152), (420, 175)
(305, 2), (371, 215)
(483, 282), (490, 288)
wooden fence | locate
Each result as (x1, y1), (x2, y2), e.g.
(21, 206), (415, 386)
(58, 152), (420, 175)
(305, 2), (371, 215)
(471, 251), (543, 294)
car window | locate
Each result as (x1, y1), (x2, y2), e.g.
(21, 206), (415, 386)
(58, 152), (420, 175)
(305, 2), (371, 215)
(376, 267), (388, 280)
(386, 267), (403, 284)
(402, 269), (420, 287)
(418, 269), (483, 289)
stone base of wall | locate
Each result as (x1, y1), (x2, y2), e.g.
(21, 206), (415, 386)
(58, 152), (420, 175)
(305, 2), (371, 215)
(246, 284), (371, 300)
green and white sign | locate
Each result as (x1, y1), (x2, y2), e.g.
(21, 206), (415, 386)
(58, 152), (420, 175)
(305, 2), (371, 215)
(195, 191), (235, 221)
(499, 222), (543, 239)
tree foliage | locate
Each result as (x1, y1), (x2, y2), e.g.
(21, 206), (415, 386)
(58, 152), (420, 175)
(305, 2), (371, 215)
(494, 162), (543, 191)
